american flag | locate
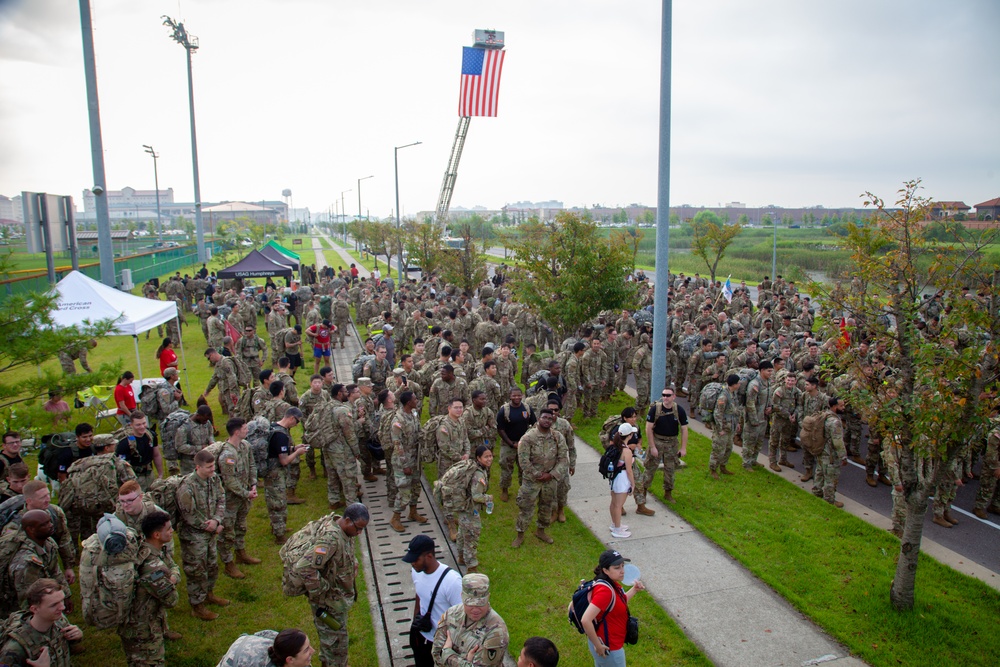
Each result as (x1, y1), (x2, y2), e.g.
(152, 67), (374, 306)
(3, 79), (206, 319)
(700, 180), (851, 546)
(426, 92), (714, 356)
(458, 47), (505, 117)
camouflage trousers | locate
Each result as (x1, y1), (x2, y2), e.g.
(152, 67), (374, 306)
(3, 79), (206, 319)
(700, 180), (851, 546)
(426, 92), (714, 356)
(865, 436), (885, 477)
(582, 387), (600, 418)
(393, 468), (421, 513)
(179, 530), (219, 606)
(201, 320), (209, 342)
(384, 455), (397, 509)
(334, 320), (349, 347)
(741, 420), (767, 467)
(246, 360), (262, 388)
(498, 444), (522, 492)
(310, 602), (349, 667)
(287, 456), (301, 491)
(634, 378), (650, 412)
(136, 470), (154, 492)
(563, 390), (578, 422)
(635, 436), (678, 504)
(687, 378), (703, 410)
(515, 478), (556, 533)
(890, 489), (907, 533)
(324, 445), (359, 507)
(933, 476), (956, 518)
(710, 429), (735, 472)
(67, 512), (98, 549)
(358, 439), (375, 477)
(118, 610), (167, 667)
(843, 410), (862, 458)
(219, 492), (251, 563)
(517, 327), (534, 349)
(264, 467), (288, 538)
(306, 444), (318, 474)
(616, 366), (628, 393)
(144, 324), (164, 340)
(813, 451), (841, 503)
(457, 509), (482, 568)
(974, 467), (1000, 512)
(217, 389), (240, 417)
(556, 473), (571, 510)
(768, 417), (795, 464)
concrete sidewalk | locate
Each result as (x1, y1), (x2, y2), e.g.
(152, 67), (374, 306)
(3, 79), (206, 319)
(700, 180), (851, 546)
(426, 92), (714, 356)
(567, 440), (865, 667)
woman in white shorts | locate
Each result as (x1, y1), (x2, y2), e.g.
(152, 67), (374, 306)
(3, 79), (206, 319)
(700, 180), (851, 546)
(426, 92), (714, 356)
(609, 423), (638, 538)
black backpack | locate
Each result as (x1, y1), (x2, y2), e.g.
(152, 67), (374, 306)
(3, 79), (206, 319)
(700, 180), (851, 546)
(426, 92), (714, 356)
(598, 445), (622, 481)
(38, 432), (78, 480)
(568, 579), (617, 643)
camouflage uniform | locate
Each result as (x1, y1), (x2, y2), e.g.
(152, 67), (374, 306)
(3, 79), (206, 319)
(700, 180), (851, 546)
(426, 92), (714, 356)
(275, 371), (299, 407)
(6, 505), (76, 573)
(631, 346), (652, 411)
(0, 610), (74, 667)
(710, 387), (740, 473)
(117, 543), (178, 667)
(363, 357), (392, 393)
(299, 389), (332, 476)
(881, 440), (907, 533)
(432, 575), (510, 667)
(58, 343), (93, 375)
(175, 419), (215, 475)
(207, 315), (226, 350)
(768, 384), (801, 467)
(63, 451), (136, 547)
(580, 348), (602, 418)
(515, 427), (569, 534)
(263, 424), (294, 539)
(463, 404), (497, 452)
(429, 377), (470, 416)
(7, 531), (72, 611)
(333, 298), (352, 348)
(458, 464), (492, 569)
(235, 335), (268, 387)
(176, 471), (225, 605)
(206, 356), (241, 415)
(812, 411), (846, 504)
(218, 439), (257, 564)
(742, 375), (772, 467)
(551, 416), (575, 511)
(601, 342), (617, 401)
(390, 409), (422, 513)
(974, 427), (1000, 515)
(436, 417), (470, 508)
(355, 392), (378, 479)
(563, 354), (582, 421)
(315, 401), (360, 507)
(494, 354), (516, 398)
(250, 385), (271, 417)
(800, 391), (830, 474)
(469, 375), (503, 414)
(115, 499), (178, 568)
(285, 515), (357, 667)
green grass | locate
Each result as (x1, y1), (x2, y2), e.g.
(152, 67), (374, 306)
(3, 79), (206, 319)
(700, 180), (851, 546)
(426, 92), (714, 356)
(574, 395), (1000, 667)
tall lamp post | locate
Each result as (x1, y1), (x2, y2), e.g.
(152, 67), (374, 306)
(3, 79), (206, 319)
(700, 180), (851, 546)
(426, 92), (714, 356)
(142, 145), (164, 244)
(163, 16), (206, 263)
(394, 141), (421, 283)
(340, 189), (352, 248)
(771, 210), (778, 280)
(357, 175), (374, 253)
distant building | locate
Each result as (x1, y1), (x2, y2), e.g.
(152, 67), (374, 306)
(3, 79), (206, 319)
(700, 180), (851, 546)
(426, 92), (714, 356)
(974, 197), (1000, 221)
(0, 194), (23, 224)
(929, 201), (971, 219)
(203, 201), (280, 225)
(82, 186), (174, 215)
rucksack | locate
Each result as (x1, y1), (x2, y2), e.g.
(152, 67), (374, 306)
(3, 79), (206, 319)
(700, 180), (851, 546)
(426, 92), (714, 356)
(0, 497), (58, 534)
(247, 417), (279, 478)
(568, 579), (617, 643)
(59, 455), (121, 517)
(273, 327), (292, 355)
(146, 475), (186, 527)
(432, 460), (480, 513)
(735, 369), (759, 406)
(234, 386), (255, 421)
(526, 370), (550, 396)
(800, 411), (830, 456)
(599, 416), (624, 450)
(420, 415), (448, 464)
(139, 382), (169, 421)
(217, 630), (280, 667)
(598, 445), (622, 481)
(279, 514), (337, 597)
(38, 432), (78, 481)
(203, 441), (228, 469)
(159, 409), (192, 461)
(697, 382), (726, 424)
(352, 354), (376, 382)
(680, 334), (701, 358)
(79, 520), (145, 630)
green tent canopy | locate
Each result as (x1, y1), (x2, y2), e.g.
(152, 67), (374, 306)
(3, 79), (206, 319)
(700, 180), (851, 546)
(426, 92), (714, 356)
(264, 239), (299, 260)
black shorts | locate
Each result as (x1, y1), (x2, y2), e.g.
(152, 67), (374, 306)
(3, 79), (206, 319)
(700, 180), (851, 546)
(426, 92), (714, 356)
(287, 353), (303, 369)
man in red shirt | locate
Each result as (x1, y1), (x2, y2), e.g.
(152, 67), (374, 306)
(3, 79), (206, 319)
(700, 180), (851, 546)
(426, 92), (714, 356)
(305, 319), (337, 374)
(350, 263), (359, 285)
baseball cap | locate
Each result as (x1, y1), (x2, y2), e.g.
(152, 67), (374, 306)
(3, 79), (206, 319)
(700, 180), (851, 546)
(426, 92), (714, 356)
(618, 423), (637, 437)
(598, 549), (630, 569)
(401, 534), (435, 563)
(384, 324), (394, 331)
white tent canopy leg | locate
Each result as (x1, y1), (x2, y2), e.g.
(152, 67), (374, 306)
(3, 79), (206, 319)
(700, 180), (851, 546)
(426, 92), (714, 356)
(133, 335), (143, 384)
(175, 314), (193, 399)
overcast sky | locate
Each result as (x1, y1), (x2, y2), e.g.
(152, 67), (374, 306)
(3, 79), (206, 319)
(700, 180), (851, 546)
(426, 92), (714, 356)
(1, 0), (997, 218)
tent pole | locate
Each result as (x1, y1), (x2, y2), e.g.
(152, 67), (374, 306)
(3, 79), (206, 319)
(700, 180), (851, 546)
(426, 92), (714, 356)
(175, 314), (193, 399)
(133, 335), (143, 383)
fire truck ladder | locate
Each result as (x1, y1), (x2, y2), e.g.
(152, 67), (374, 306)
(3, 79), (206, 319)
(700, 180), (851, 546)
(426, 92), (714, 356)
(435, 115), (471, 224)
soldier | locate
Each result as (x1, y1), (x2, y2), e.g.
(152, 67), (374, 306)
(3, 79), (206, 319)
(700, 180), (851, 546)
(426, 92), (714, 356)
(332, 293), (352, 349)
(177, 449), (227, 621)
(57, 339), (96, 375)
(251, 370), (275, 417)
(354, 378), (379, 481)
(436, 399), (470, 541)
(261, 382), (293, 424)
(4, 510), (72, 615)
(115, 410), (163, 491)
(0, 461), (28, 504)
(545, 399), (575, 524)
(206, 307), (226, 350)
(742, 362), (773, 470)
(709, 375), (741, 479)
(601, 328), (618, 401)
(512, 409), (568, 548)
(428, 365), (470, 416)
(469, 361), (503, 414)
(282, 504), (370, 667)
(310, 385), (360, 512)
(218, 418), (261, 580)
(114, 481), (180, 602)
(464, 390), (497, 453)
(299, 374), (332, 480)
(265, 408), (306, 545)
(195, 298), (212, 342)
(283, 325), (305, 378)
(175, 405), (215, 475)
(799, 376), (830, 483)
(812, 397), (847, 507)
(973, 420), (1000, 520)
(203, 348), (241, 416)
(236, 324), (269, 386)
(274, 357), (300, 407)
(118, 511), (179, 666)
(9, 482), (76, 587)
(579, 339), (603, 418)
(768, 374), (801, 471)
(62, 435), (136, 547)
(267, 303), (289, 361)
(636, 390), (690, 515)
(563, 342), (586, 421)
(0, 578), (82, 666)
(496, 388), (536, 502)
(456, 445), (494, 573)
(388, 391), (426, 533)
(432, 573), (511, 667)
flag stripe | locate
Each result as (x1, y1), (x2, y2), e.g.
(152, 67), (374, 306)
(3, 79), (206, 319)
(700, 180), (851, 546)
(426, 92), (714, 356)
(458, 47), (505, 117)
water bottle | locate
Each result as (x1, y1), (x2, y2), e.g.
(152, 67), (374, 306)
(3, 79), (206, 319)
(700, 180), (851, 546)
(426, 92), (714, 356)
(315, 608), (341, 630)
(485, 500), (494, 515)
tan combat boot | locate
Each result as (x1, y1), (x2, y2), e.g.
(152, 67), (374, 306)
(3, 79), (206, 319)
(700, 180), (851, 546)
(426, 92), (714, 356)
(769, 462), (782, 472)
(408, 506), (428, 524)
(287, 489), (306, 505)
(224, 561), (245, 579)
(556, 506), (567, 523)
(448, 519), (459, 542)
(799, 469), (814, 483)
(511, 532), (524, 548)
(636, 504), (656, 516)
(236, 549), (262, 565)
(943, 510), (959, 526)
(500, 490), (509, 502)
(720, 467), (735, 476)
(206, 592), (230, 607)
(274, 534), (287, 546)
(191, 603), (218, 621)
(389, 512), (405, 533)
(466, 566), (478, 573)
(534, 528), (554, 544)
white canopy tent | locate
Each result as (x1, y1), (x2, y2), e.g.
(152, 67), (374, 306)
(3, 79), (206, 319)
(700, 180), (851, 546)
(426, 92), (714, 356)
(50, 270), (192, 396)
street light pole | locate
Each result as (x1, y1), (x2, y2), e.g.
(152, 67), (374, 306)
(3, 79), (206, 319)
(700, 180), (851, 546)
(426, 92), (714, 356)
(394, 141), (421, 284)
(341, 189), (352, 250)
(163, 16), (206, 262)
(143, 145), (163, 244)
(772, 210), (777, 280)
(358, 175), (374, 254)
(650, 0), (673, 398)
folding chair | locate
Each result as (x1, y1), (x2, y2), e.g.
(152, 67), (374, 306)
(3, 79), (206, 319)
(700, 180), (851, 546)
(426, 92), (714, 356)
(78, 386), (118, 431)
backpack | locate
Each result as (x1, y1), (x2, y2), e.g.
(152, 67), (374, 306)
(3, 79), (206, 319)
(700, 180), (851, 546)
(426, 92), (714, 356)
(146, 475), (186, 527)
(800, 411), (830, 456)
(680, 334), (701, 358)
(38, 432), (78, 481)
(79, 520), (144, 629)
(697, 382), (726, 424)
(420, 415), (448, 464)
(432, 460), (480, 513)
(217, 630), (280, 667)
(0, 497), (58, 535)
(352, 354), (376, 382)
(273, 328), (292, 354)
(139, 382), (169, 421)
(59, 456), (121, 517)
(525, 370), (550, 396)
(735, 369), (759, 407)
(234, 386), (255, 421)
(279, 514), (337, 597)
(568, 579), (617, 643)
(247, 417), (278, 478)
(319, 296), (333, 321)
(159, 409), (192, 461)
(599, 416), (624, 450)
(203, 441), (229, 469)
(598, 445), (622, 481)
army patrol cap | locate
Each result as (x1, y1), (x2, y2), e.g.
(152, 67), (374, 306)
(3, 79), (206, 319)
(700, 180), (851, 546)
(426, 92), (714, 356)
(358, 377), (373, 387)
(92, 433), (117, 449)
(392, 368), (406, 376)
(461, 573), (491, 607)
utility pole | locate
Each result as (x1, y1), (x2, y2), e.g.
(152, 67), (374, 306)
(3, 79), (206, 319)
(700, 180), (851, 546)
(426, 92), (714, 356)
(163, 16), (207, 262)
(395, 142), (421, 284)
(358, 174), (373, 255)
(651, 0), (673, 398)
(143, 145), (163, 243)
(772, 211), (778, 280)
(78, 0), (115, 287)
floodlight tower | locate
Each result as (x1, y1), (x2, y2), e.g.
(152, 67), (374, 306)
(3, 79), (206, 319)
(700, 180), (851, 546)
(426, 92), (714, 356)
(163, 16), (207, 262)
(143, 145), (163, 243)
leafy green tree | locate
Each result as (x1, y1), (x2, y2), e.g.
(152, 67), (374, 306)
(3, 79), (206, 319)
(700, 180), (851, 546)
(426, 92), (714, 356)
(761, 214), (774, 227)
(402, 220), (445, 275)
(690, 210), (743, 283)
(669, 213), (680, 226)
(612, 208), (629, 224)
(817, 180), (1000, 611)
(781, 214), (795, 226)
(438, 224), (488, 294)
(637, 210), (656, 226)
(737, 213), (750, 226)
(507, 212), (638, 340)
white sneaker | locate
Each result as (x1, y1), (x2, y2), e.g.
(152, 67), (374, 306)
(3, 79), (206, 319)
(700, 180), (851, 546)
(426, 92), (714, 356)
(609, 524), (630, 532)
(611, 527), (632, 538)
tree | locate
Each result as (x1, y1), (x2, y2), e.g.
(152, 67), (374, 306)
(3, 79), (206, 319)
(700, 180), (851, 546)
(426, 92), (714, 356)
(438, 224), (488, 294)
(507, 212), (639, 340)
(637, 210), (656, 226)
(817, 180), (1000, 611)
(612, 208), (629, 225)
(690, 210), (743, 283)
(761, 214), (773, 227)
(612, 227), (644, 266)
(402, 220), (445, 276)
(737, 213), (750, 226)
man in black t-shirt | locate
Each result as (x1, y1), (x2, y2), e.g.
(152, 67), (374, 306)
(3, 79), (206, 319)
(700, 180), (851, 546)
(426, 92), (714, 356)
(55, 423), (96, 482)
(0, 430), (25, 480)
(264, 407), (306, 544)
(116, 410), (163, 491)
(496, 388), (537, 501)
(636, 389), (689, 513)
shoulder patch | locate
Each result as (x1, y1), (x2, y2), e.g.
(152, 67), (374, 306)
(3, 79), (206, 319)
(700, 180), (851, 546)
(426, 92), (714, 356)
(225, 458), (236, 465)
(314, 546), (328, 555)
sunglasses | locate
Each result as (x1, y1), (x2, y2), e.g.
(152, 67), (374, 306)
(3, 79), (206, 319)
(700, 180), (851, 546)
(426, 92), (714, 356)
(662, 393), (673, 397)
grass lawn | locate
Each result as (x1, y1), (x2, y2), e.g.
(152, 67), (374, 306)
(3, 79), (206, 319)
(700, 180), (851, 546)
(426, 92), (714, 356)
(574, 394), (1000, 667)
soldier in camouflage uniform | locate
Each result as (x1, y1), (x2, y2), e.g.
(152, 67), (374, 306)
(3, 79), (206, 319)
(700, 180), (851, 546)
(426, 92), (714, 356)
(283, 504), (369, 667)
(203, 348), (240, 416)
(768, 374), (801, 470)
(264, 410), (305, 544)
(742, 362), (773, 470)
(437, 399), (470, 540)
(799, 377), (830, 483)
(299, 375), (332, 479)
(12, 482), (76, 585)
(563, 343), (586, 421)
(363, 345), (392, 392)
(580, 339), (604, 418)
(274, 358), (299, 406)
(494, 344), (517, 398)
(218, 418), (260, 579)
(0, 578), (81, 667)
(176, 449), (227, 621)
(388, 391), (426, 533)
(354, 379), (378, 481)
(880, 435), (907, 536)
(432, 573), (511, 667)
(58, 339), (96, 375)
(4, 510), (72, 616)
(973, 422), (1000, 520)
(456, 446), (494, 572)
(512, 410), (568, 547)
(709, 375), (741, 479)
(812, 397), (847, 506)
(235, 326), (268, 387)
(118, 511), (179, 666)
(601, 329), (618, 401)
(429, 365), (470, 416)
(469, 361), (503, 414)
(206, 307), (226, 350)
(463, 391), (497, 453)
(332, 294), (352, 349)
(631, 339), (654, 411)
(175, 406), (215, 475)
(309, 386), (360, 511)
(545, 399), (575, 523)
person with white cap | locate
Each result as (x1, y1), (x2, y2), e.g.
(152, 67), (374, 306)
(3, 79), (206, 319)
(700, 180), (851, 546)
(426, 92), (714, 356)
(608, 424), (638, 539)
